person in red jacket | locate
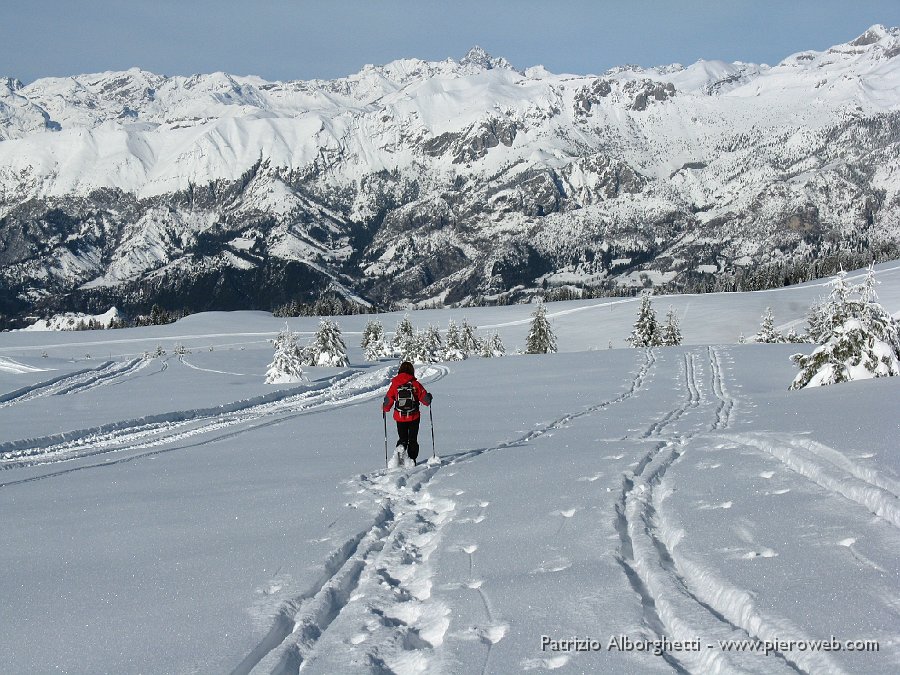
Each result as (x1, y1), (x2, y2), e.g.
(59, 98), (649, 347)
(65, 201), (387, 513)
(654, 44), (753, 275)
(382, 361), (432, 465)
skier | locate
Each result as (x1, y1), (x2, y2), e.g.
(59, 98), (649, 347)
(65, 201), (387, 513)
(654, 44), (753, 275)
(382, 361), (432, 466)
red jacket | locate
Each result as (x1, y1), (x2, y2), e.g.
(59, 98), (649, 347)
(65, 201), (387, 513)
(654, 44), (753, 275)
(383, 372), (430, 422)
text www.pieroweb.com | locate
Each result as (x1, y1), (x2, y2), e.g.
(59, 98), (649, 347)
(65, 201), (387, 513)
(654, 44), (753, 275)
(540, 635), (880, 656)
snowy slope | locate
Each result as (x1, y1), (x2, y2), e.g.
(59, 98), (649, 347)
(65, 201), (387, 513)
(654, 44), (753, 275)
(1, 266), (899, 673)
(2, 28), (900, 323)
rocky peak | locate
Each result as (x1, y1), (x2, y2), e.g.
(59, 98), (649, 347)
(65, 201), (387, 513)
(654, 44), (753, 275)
(460, 46), (516, 72)
(849, 24), (890, 47)
(3, 77), (24, 92)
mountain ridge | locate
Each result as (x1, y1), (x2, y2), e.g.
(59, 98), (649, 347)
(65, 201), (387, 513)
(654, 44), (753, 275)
(1, 26), (899, 325)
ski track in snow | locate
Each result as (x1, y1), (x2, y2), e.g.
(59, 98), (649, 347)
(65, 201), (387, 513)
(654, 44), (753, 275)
(708, 346), (735, 431)
(0, 356), (52, 374)
(640, 351), (700, 440)
(615, 347), (827, 674)
(730, 433), (900, 531)
(0, 330), (283, 354)
(0, 365), (448, 482)
(233, 351), (657, 674)
(0, 358), (149, 407)
(179, 354), (252, 376)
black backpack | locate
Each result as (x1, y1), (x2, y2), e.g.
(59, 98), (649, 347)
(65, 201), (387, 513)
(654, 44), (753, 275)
(395, 381), (419, 416)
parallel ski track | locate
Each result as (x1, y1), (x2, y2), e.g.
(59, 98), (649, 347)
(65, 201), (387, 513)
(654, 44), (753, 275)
(708, 347), (735, 431)
(616, 347), (804, 674)
(0, 358), (147, 408)
(509, 348), (657, 446)
(641, 352), (699, 439)
(733, 433), (900, 531)
(233, 350), (657, 674)
(0, 365), (447, 479)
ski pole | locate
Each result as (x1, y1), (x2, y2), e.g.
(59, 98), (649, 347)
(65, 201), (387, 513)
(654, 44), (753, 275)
(383, 411), (388, 468)
(430, 405), (435, 459)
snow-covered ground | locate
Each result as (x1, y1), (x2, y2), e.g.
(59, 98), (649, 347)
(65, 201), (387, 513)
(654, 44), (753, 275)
(2, 265), (899, 674)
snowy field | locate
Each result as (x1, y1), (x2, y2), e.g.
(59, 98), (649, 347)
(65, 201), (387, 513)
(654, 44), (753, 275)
(2, 263), (900, 674)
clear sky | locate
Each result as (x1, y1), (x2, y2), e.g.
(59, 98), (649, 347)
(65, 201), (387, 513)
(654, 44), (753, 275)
(2, 1), (900, 84)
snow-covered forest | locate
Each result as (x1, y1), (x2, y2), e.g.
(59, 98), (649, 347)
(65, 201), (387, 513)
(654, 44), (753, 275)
(2, 263), (899, 673)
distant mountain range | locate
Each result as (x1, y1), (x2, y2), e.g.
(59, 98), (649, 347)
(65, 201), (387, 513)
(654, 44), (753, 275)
(2, 26), (900, 325)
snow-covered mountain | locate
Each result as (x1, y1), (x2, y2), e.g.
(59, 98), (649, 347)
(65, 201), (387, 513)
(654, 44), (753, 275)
(2, 26), (900, 324)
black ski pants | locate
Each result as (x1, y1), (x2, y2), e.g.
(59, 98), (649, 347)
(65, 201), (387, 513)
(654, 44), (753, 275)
(396, 418), (421, 461)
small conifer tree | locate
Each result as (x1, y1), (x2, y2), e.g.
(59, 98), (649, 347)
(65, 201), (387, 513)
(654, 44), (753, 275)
(402, 330), (431, 364)
(661, 307), (683, 346)
(266, 324), (305, 383)
(311, 318), (349, 367)
(525, 300), (557, 354)
(423, 325), (444, 363)
(444, 319), (466, 361)
(460, 318), (482, 356)
(755, 307), (785, 343)
(361, 319), (390, 361)
(392, 315), (415, 356)
(480, 332), (506, 357)
(627, 292), (660, 348)
(784, 327), (809, 344)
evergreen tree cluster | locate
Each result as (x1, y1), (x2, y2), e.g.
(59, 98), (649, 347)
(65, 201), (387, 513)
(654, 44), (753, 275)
(626, 293), (683, 347)
(677, 244), (900, 295)
(20, 307), (149, 332)
(791, 266), (900, 389)
(361, 315), (506, 364)
(64, 315), (128, 331)
(273, 292), (375, 318)
(456, 244), (900, 311)
(265, 318), (351, 383)
(131, 304), (189, 327)
(753, 308), (810, 344)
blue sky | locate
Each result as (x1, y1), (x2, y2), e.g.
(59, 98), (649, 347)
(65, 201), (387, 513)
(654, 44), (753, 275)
(3, 1), (900, 83)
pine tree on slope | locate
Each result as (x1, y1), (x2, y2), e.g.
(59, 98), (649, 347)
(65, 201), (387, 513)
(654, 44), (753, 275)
(661, 307), (683, 346)
(402, 330), (430, 364)
(392, 315), (415, 357)
(791, 267), (900, 389)
(266, 324), (305, 384)
(361, 319), (390, 361)
(444, 319), (466, 361)
(755, 307), (785, 343)
(807, 270), (855, 342)
(460, 318), (482, 356)
(526, 301), (557, 354)
(627, 292), (660, 348)
(423, 325), (444, 363)
(311, 318), (349, 367)
(481, 332), (506, 357)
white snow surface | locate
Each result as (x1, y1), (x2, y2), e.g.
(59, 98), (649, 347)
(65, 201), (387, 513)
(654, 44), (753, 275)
(1, 264), (900, 673)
